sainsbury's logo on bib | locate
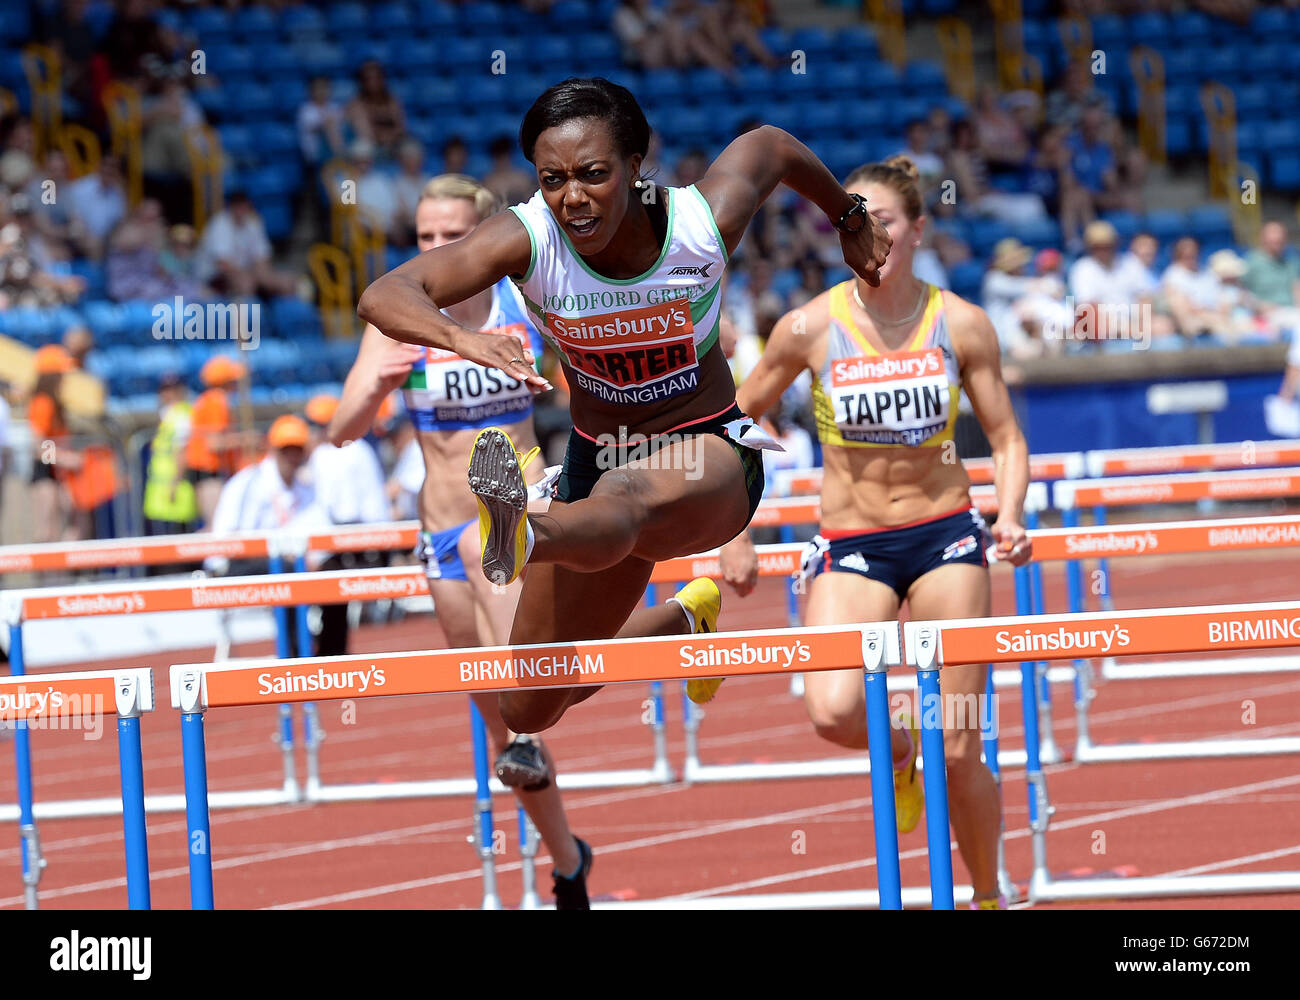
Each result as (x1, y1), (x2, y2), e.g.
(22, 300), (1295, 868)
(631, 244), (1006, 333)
(546, 299), (699, 406)
(832, 349), (942, 385)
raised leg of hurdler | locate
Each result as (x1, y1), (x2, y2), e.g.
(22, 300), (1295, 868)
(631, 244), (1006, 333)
(468, 427), (749, 586)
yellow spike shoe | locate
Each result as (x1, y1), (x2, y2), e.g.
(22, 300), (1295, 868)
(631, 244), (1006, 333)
(894, 713), (925, 834)
(467, 427), (540, 586)
(672, 578), (724, 704)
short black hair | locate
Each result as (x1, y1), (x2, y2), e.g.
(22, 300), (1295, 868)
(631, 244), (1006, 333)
(519, 77), (651, 164)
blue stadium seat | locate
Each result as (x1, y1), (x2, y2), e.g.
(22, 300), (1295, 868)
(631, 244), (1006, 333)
(1165, 119), (1195, 155)
(1089, 14), (1126, 51)
(0, 2), (30, 41)
(1168, 10), (1213, 44)
(836, 23), (878, 57)
(327, 3), (371, 36)
(966, 219), (1016, 259)
(789, 27), (834, 61)
(249, 40), (301, 82)
(270, 78), (308, 118)
(901, 60), (948, 99)
(1011, 216), (1062, 249)
(390, 40), (438, 79)
(1141, 210), (1186, 243)
(860, 62), (900, 91)
(272, 297), (323, 339)
(1184, 205), (1233, 244)
(522, 36), (571, 69)
(1161, 50), (1198, 85)
(816, 62), (861, 96)
(1251, 6), (1292, 40)
(1101, 211), (1140, 243)
(294, 43), (348, 77)
(413, 0), (458, 30)
(1262, 119), (1300, 152)
(224, 81), (277, 123)
(191, 7), (234, 43)
(1199, 47), (1244, 84)
(208, 46), (256, 78)
(233, 5), (279, 43)
(948, 260), (985, 303)
(1128, 12), (1170, 45)
(217, 124), (255, 160)
(732, 65), (778, 101)
(281, 5), (328, 39)
(1269, 150), (1300, 191)
(347, 41), (396, 72)
(373, 2), (414, 34)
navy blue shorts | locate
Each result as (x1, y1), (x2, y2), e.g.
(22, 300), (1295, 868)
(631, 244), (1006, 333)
(808, 505), (991, 599)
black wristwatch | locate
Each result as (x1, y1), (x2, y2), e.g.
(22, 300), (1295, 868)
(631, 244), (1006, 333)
(833, 193), (869, 233)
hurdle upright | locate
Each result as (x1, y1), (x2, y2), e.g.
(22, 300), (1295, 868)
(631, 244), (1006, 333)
(906, 599), (1300, 903)
(167, 621), (951, 909)
(1, 665), (156, 909)
(671, 481), (1051, 787)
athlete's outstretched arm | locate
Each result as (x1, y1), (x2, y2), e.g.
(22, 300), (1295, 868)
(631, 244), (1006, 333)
(328, 324), (423, 446)
(951, 297), (1032, 566)
(356, 211), (550, 391)
(694, 125), (892, 286)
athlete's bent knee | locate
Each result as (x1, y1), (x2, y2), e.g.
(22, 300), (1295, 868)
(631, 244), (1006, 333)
(808, 705), (868, 750)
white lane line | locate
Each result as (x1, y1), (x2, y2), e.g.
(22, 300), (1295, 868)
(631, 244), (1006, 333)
(0, 783), (679, 908)
(267, 795), (873, 910)
(1152, 844), (1300, 879)
(669, 771), (1300, 900)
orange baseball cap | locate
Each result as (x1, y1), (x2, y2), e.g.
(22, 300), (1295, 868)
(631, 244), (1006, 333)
(372, 392), (397, 433)
(34, 344), (74, 375)
(200, 356), (248, 387)
(304, 394), (339, 426)
(267, 414), (311, 450)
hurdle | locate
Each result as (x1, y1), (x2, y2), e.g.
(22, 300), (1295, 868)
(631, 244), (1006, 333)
(1034, 467), (1300, 759)
(906, 600), (1300, 902)
(2, 667), (155, 910)
(1023, 510), (1300, 766)
(769, 451), (1086, 497)
(667, 481), (1051, 786)
(0, 561), (678, 819)
(168, 620), (965, 910)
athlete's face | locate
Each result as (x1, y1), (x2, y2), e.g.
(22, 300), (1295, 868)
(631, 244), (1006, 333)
(532, 118), (641, 255)
(415, 197), (481, 253)
(852, 182), (922, 285)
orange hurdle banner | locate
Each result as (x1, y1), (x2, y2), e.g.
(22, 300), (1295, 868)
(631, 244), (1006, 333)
(906, 599), (1300, 667)
(648, 515), (1300, 581)
(0, 668), (153, 723)
(1054, 467), (1300, 509)
(1026, 514), (1300, 562)
(0, 520), (423, 577)
(771, 455), (1081, 496)
(7, 564), (428, 621)
(748, 481), (1047, 527)
(1086, 439), (1300, 477)
(170, 623), (894, 710)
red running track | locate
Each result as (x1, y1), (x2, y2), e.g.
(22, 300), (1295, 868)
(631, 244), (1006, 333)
(2, 543), (1299, 910)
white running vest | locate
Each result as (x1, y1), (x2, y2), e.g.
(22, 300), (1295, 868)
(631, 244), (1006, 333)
(508, 184), (727, 408)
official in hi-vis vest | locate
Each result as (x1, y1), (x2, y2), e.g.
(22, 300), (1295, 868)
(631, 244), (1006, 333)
(143, 373), (199, 538)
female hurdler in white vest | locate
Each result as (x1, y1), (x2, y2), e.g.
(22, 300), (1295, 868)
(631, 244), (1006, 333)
(358, 78), (892, 737)
(720, 156), (1034, 908)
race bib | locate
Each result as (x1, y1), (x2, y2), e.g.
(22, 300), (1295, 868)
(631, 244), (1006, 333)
(829, 348), (951, 446)
(403, 324), (533, 425)
(544, 299), (699, 406)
